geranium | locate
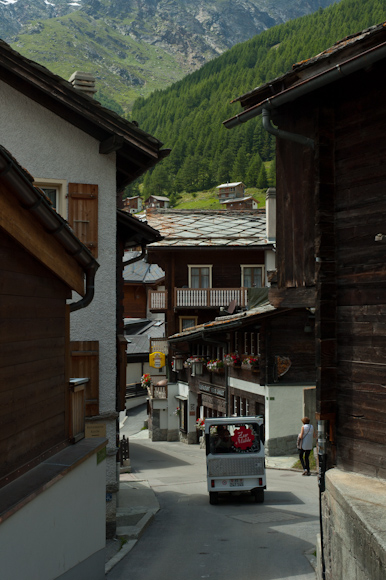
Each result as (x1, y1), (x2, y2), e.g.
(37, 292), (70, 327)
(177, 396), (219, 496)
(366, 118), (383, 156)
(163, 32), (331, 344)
(196, 418), (205, 429)
(185, 356), (206, 366)
(207, 359), (224, 371)
(242, 356), (259, 368)
(141, 373), (152, 388)
(224, 353), (241, 366)
(173, 407), (181, 416)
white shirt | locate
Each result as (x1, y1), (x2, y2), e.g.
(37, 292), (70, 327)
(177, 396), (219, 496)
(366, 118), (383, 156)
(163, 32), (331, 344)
(301, 424), (314, 450)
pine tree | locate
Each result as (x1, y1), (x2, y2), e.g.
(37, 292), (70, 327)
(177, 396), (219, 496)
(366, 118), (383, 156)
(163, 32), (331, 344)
(257, 164), (268, 189)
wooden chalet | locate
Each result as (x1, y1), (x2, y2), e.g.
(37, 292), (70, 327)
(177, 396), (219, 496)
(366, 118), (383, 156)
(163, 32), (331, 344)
(220, 196), (258, 210)
(122, 195), (143, 214)
(168, 294), (316, 450)
(217, 181), (245, 200)
(224, 21), (386, 580)
(145, 207), (276, 338)
(0, 146), (107, 580)
(122, 249), (165, 319)
(145, 195), (170, 208)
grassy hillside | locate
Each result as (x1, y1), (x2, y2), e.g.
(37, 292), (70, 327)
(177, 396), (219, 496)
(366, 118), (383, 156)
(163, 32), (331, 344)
(171, 187), (268, 210)
(11, 11), (187, 114)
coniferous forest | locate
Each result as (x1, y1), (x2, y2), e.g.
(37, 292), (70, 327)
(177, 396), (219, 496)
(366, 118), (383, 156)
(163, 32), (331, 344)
(127, 0), (386, 203)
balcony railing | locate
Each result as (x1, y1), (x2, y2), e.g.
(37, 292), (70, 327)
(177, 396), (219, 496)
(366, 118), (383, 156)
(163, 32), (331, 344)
(149, 290), (167, 311)
(147, 383), (168, 399)
(149, 288), (248, 311)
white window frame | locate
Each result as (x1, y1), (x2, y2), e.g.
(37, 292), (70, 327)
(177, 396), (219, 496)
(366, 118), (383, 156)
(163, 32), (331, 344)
(240, 264), (265, 288)
(34, 178), (67, 218)
(188, 265), (213, 288)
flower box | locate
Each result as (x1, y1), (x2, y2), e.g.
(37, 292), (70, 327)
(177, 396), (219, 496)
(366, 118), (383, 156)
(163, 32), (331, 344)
(241, 357), (260, 371)
(224, 353), (242, 367)
(207, 359), (224, 372)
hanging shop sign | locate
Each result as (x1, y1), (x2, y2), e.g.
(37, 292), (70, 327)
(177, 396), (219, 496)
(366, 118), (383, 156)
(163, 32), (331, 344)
(149, 351), (166, 369)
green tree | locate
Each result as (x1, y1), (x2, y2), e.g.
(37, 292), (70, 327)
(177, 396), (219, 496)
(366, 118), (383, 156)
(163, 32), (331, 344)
(245, 153), (263, 187)
(232, 145), (248, 182)
(257, 164), (268, 189)
(217, 149), (234, 184)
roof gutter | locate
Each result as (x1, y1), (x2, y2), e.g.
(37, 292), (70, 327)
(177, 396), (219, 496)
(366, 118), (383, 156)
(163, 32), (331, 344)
(223, 39), (386, 130)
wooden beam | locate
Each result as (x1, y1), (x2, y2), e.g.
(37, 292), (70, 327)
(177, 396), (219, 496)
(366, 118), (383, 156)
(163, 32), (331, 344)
(99, 135), (125, 155)
(0, 184), (85, 295)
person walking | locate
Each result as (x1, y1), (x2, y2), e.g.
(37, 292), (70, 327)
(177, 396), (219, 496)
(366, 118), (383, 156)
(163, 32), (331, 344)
(298, 417), (314, 476)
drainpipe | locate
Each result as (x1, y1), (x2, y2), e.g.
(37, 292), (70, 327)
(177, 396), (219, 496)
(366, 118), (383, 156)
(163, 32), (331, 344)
(124, 244), (146, 266)
(69, 262), (98, 312)
(262, 108), (314, 149)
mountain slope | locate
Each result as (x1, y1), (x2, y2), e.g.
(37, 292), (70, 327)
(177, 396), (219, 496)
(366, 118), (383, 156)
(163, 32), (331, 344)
(128, 0), (386, 199)
(2, 0), (341, 112)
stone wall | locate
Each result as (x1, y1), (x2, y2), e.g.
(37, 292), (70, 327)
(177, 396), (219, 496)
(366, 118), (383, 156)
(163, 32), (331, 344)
(319, 469), (386, 580)
(265, 433), (298, 456)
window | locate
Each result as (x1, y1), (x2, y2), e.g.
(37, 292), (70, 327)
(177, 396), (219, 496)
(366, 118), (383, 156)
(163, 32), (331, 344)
(179, 316), (198, 332)
(241, 265), (264, 288)
(188, 265), (212, 288)
(34, 178), (67, 217)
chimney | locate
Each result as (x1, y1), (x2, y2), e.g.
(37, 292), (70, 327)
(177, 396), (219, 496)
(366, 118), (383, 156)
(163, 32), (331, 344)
(266, 187), (276, 243)
(68, 71), (97, 98)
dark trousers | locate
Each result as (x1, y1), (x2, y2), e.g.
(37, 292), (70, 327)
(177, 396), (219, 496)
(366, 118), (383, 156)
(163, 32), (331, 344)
(299, 449), (311, 473)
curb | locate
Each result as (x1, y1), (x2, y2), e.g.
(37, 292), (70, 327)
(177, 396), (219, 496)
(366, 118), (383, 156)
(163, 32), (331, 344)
(105, 509), (158, 574)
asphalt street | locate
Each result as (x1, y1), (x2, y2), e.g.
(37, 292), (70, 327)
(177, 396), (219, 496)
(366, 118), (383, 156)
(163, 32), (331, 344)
(109, 407), (319, 580)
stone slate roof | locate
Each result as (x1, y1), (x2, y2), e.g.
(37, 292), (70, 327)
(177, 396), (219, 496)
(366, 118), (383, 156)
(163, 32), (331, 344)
(145, 209), (269, 248)
(123, 251), (164, 283)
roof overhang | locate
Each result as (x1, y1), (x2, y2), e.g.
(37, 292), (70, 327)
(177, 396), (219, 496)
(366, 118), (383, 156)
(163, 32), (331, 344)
(223, 25), (386, 129)
(168, 302), (278, 344)
(117, 209), (164, 248)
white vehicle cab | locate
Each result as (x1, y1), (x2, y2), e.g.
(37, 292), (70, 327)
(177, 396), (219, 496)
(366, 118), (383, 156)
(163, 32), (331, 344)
(205, 416), (265, 504)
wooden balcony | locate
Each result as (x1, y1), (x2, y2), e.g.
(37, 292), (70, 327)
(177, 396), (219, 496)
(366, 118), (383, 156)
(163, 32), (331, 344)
(149, 290), (167, 311)
(149, 288), (248, 311)
(147, 383), (168, 399)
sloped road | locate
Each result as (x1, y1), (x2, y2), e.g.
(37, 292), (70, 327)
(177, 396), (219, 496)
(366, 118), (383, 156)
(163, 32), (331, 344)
(107, 429), (318, 580)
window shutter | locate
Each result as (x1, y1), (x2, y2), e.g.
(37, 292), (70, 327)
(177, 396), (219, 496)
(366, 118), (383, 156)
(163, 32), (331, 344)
(70, 341), (99, 417)
(68, 183), (98, 257)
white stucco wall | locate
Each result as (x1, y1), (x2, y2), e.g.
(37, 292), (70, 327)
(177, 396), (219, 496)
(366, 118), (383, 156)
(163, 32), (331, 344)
(1, 454), (106, 580)
(0, 80), (119, 514)
(229, 377), (307, 442)
(0, 81), (117, 415)
(126, 362), (143, 384)
(1, 81), (117, 404)
(264, 384), (306, 440)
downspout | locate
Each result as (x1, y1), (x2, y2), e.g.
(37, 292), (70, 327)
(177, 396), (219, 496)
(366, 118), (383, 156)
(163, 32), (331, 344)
(262, 108), (314, 150)
(124, 244), (147, 266)
(70, 262), (98, 312)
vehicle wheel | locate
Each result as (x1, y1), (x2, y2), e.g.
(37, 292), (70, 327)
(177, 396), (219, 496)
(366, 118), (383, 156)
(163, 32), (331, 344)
(209, 492), (219, 505)
(253, 488), (264, 503)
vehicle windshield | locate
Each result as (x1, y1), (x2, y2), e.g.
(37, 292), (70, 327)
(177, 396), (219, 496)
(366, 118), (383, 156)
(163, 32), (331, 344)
(207, 423), (262, 455)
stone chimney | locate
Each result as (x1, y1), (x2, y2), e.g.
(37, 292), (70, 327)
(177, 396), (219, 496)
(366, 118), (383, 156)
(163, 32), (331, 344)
(266, 187), (276, 243)
(68, 71), (97, 98)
